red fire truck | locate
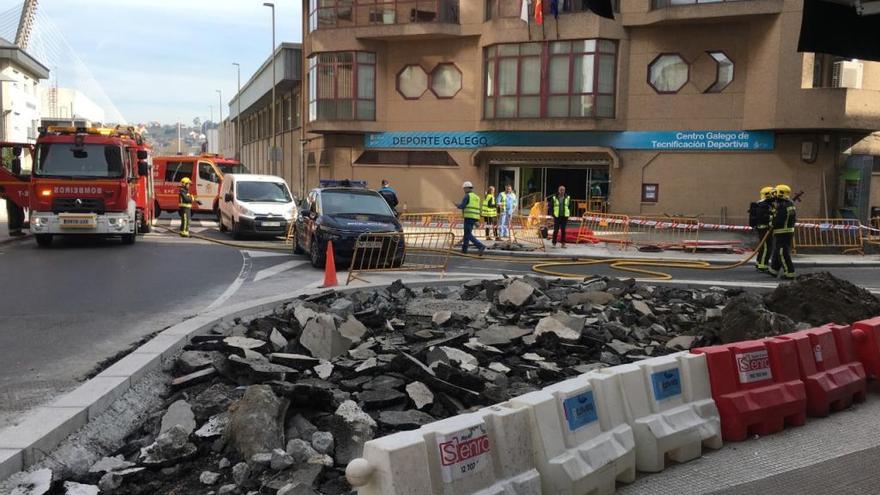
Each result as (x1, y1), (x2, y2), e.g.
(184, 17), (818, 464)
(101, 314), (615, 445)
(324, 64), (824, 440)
(113, 126), (155, 233)
(27, 127), (152, 247)
(153, 153), (248, 218)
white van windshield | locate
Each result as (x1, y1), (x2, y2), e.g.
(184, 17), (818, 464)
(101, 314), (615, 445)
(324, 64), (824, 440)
(236, 181), (291, 203)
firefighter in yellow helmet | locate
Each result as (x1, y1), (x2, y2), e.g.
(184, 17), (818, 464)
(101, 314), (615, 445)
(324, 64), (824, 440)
(749, 186), (775, 272)
(178, 177), (196, 237)
(768, 184), (796, 278)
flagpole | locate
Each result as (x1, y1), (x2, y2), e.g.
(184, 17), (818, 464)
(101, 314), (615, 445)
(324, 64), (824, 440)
(525, 0), (532, 41)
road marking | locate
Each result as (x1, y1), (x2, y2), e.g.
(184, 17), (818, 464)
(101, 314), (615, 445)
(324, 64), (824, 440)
(204, 251), (251, 312)
(246, 250), (291, 259)
(253, 260), (309, 282)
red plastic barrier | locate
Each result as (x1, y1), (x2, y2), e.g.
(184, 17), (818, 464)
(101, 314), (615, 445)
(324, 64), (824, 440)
(772, 324), (866, 417)
(692, 339), (806, 442)
(852, 316), (880, 379)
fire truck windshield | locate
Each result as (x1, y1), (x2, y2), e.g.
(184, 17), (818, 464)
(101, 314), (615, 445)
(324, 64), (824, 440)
(35, 143), (124, 179)
(217, 163), (248, 175)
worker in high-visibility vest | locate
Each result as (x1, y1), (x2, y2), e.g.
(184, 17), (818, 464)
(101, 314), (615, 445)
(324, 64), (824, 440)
(178, 177), (196, 237)
(497, 184), (517, 239)
(482, 186), (499, 240)
(453, 181), (486, 255)
(548, 185), (571, 248)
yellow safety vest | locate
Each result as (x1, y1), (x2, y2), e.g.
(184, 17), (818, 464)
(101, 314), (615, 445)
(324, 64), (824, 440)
(482, 194), (497, 217)
(551, 195), (570, 218)
(463, 192), (481, 220)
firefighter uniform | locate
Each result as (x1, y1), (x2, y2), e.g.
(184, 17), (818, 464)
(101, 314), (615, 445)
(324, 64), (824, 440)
(178, 178), (195, 238)
(749, 186), (775, 271)
(482, 190), (498, 240)
(769, 184), (797, 279)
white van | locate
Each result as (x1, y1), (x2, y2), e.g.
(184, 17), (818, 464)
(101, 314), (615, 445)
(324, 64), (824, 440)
(218, 174), (296, 239)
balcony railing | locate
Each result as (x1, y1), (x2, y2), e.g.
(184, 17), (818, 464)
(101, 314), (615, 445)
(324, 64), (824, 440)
(308, 0), (459, 31)
(651, 0), (747, 8)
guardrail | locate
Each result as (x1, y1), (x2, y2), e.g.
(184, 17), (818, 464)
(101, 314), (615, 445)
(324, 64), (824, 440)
(795, 218), (864, 254)
(347, 231), (454, 284)
(510, 215), (546, 251)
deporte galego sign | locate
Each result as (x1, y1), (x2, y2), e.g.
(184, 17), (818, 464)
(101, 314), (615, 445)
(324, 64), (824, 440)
(364, 130), (775, 151)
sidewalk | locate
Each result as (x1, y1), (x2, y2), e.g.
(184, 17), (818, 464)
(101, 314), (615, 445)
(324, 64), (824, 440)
(0, 199), (29, 245)
(484, 239), (880, 267)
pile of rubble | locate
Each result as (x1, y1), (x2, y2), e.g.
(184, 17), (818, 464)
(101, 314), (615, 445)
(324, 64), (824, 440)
(17, 273), (878, 494)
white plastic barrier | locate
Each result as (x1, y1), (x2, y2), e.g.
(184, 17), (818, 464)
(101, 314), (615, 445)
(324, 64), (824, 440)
(346, 405), (542, 495)
(509, 373), (636, 495)
(597, 352), (722, 472)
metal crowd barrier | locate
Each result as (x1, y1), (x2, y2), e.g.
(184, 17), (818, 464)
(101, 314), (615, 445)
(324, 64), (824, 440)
(510, 215), (546, 251)
(795, 218), (864, 254)
(398, 212), (456, 235)
(347, 231), (455, 285)
(575, 212), (632, 249)
(866, 217), (880, 246)
(628, 215), (701, 251)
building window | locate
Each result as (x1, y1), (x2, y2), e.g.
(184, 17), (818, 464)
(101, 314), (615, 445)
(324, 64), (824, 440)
(648, 53), (689, 94)
(283, 96), (293, 131)
(431, 63), (462, 98)
(641, 183), (659, 203)
(484, 39), (617, 119)
(308, 51), (376, 122)
(706, 51), (733, 93)
(310, 0), (458, 30)
(397, 65), (429, 99)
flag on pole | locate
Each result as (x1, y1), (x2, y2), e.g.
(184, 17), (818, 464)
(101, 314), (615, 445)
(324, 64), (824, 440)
(535, 0), (544, 25)
(520, 0), (530, 23)
(550, 0), (559, 18)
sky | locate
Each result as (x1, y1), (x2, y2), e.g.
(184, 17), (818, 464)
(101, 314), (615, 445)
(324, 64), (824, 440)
(22, 0), (302, 125)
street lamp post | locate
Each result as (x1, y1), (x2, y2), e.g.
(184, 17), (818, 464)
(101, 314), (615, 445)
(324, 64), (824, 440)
(264, 2), (277, 176)
(233, 62), (242, 162)
(216, 89), (223, 155)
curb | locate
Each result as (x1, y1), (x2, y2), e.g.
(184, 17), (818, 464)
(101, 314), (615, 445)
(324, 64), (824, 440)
(0, 276), (484, 481)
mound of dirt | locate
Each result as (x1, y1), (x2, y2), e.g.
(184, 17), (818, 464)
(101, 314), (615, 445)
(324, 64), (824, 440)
(765, 272), (880, 326)
(720, 292), (797, 343)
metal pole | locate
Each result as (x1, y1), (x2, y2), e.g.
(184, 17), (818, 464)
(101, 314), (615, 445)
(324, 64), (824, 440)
(216, 89), (223, 154)
(264, 2), (277, 176)
(233, 62), (241, 161)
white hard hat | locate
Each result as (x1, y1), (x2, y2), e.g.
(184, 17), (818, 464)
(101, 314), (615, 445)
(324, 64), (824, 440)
(462, 181), (473, 188)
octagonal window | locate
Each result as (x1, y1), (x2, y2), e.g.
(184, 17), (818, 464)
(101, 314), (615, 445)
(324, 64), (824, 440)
(431, 63), (462, 99)
(707, 51), (734, 93)
(397, 65), (428, 99)
(648, 54), (689, 94)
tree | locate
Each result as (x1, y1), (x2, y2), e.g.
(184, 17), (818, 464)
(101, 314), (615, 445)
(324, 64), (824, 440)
(192, 117), (201, 128)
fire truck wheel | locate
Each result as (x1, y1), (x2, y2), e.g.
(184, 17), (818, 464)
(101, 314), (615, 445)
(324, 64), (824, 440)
(35, 234), (52, 248)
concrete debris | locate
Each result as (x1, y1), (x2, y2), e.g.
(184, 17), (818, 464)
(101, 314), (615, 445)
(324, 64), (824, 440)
(300, 314), (352, 361)
(58, 276), (842, 494)
(535, 316), (582, 341)
(88, 455), (133, 474)
(666, 335), (697, 350)
(311, 431), (335, 455)
(405, 381), (434, 410)
(159, 399), (196, 435)
(225, 385), (286, 461)
(498, 280), (535, 307)
(766, 272), (880, 326)
(200, 471), (221, 485)
(63, 482), (99, 495)
(10, 469), (52, 495)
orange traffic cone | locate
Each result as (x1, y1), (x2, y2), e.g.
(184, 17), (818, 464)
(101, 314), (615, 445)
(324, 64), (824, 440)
(322, 241), (338, 287)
